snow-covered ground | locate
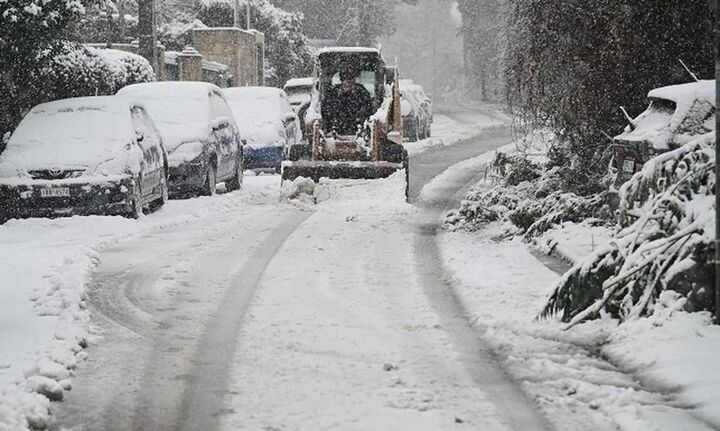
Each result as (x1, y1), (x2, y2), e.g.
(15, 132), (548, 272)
(0, 176), (282, 430)
(437, 207), (720, 429)
(533, 221), (613, 265)
(217, 174), (514, 430)
(0, 108), (492, 430)
(3, 102), (716, 431)
(404, 111), (506, 156)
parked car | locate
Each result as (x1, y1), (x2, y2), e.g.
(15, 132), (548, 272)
(283, 77), (314, 115)
(0, 96), (168, 222)
(612, 79), (715, 185)
(117, 81), (243, 198)
(399, 80), (432, 142)
(222, 86), (302, 171)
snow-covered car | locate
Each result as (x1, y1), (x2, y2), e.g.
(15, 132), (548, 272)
(612, 80), (715, 185)
(222, 86), (302, 171)
(399, 80), (432, 141)
(283, 77), (314, 115)
(117, 81), (243, 197)
(0, 96), (168, 222)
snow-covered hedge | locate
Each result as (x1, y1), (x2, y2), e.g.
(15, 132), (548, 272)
(41, 43), (155, 100)
(445, 154), (610, 236)
(541, 134), (716, 325)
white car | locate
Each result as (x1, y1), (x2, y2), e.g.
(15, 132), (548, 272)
(0, 96), (168, 221)
(117, 81), (243, 198)
(399, 80), (432, 141)
(612, 79), (715, 184)
(283, 77), (314, 115)
(222, 87), (301, 171)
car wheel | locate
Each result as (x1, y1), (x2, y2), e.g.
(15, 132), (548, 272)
(202, 164), (217, 196)
(225, 155), (243, 192)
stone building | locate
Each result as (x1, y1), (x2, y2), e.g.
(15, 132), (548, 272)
(193, 28), (265, 87)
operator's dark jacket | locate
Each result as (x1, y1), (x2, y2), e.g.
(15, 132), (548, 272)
(322, 83), (373, 135)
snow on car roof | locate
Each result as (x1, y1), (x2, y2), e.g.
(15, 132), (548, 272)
(284, 77), (314, 88)
(0, 96), (137, 174)
(222, 87), (288, 149)
(615, 80), (716, 151)
(117, 81), (218, 150)
(318, 47), (381, 55)
(648, 80), (715, 106)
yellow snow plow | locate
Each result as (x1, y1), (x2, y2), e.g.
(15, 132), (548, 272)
(281, 47), (408, 197)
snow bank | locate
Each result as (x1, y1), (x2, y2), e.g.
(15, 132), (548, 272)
(440, 221), (720, 431)
(434, 143), (719, 430)
(418, 142), (515, 203)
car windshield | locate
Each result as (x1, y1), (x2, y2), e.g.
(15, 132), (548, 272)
(331, 71), (376, 98)
(284, 86), (312, 96)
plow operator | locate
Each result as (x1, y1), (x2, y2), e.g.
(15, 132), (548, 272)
(322, 68), (373, 135)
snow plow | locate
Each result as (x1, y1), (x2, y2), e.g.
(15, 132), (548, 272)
(281, 48), (408, 197)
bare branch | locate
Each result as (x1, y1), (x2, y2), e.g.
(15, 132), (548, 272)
(678, 59), (700, 82)
(619, 106), (636, 131)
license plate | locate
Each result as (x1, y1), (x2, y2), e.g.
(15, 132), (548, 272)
(40, 187), (70, 198)
(622, 159), (635, 173)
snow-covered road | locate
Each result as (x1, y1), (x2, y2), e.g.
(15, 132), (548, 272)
(41, 106), (542, 431)
(6, 104), (712, 431)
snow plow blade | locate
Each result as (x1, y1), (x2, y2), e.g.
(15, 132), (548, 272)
(281, 160), (404, 182)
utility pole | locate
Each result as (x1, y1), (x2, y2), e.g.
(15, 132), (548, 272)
(137, 0), (157, 73)
(247, 1), (251, 30)
(118, 0), (126, 41)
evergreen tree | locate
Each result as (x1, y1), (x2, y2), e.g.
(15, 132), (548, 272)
(458, 0), (715, 194)
(276, 0), (418, 46)
(0, 0), (92, 138)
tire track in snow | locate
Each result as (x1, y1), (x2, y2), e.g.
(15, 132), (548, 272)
(175, 212), (310, 431)
(50, 206), (311, 431)
(409, 125), (555, 431)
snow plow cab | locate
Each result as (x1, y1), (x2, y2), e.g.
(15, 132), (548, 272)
(281, 47), (408, 197)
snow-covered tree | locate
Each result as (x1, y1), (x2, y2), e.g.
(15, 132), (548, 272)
(541, 134), (716, 325)
(197, 0), (312, 86)
(276, 0), (418, 47)
(0, 0), (90, 138)
(456, 0), (501, 101)
(501, 0), (715, 192)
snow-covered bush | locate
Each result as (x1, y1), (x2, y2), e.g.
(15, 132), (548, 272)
(541, 134), (716, 325)
(40, 43), (155, 100)
(0, 0), (90, 140)
(445, 152), (610, 236)
(492, 152), (541, 186)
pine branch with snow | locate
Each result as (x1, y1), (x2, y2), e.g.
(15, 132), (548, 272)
(540, 134), (716, 325)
